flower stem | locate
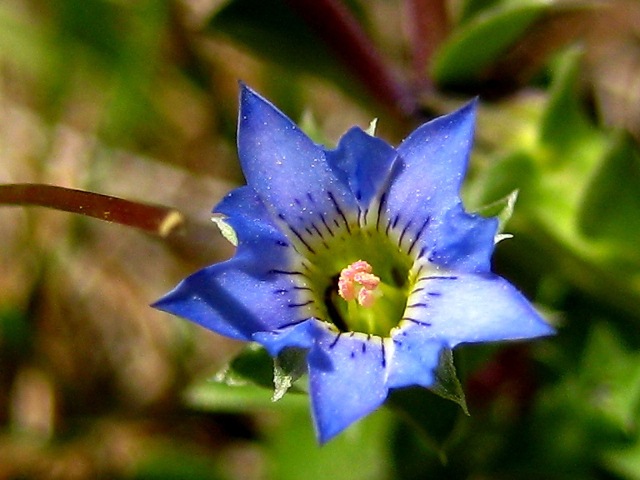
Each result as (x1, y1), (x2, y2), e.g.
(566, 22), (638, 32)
(405, 0), (449, 91)
(284, 0), (417, 118)
(0, 183), (183, 237)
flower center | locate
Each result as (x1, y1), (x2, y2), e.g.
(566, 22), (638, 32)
(303, 229), (412, 337)
(337, 260), (381, 308)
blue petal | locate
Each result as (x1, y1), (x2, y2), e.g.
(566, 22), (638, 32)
(238, 85), (357, 244)
(307, 327), (389, 443)
(253, 319), (316, 357)
(404, 273), (554, 348)
(325, 127), (398, 209)
(385, 100), (496, 272)
(215, 186), (292, 261)
(386, 334), (444, 389)
(154, 186), (308, 340)
(393, 100), (478, 214)
(425, 204), (498, 272)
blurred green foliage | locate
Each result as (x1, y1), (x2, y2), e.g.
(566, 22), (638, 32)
(2, 0), (640, 479)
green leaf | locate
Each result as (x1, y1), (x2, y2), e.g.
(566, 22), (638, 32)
(133, 445), (225, 480)
(387, 387), (464, 462)
(579, 323), (640, 435)
(457, 0), (503, 23)
(431, 0), (548, 86)
(538, 47), (597, 153)
(266, 404), (392, 480)
(183, 379), (307, 413)
(578, 133), (640, 263)
(604, 439), (640, 480)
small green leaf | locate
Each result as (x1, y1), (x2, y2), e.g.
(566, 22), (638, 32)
(431, 1), (548, 86)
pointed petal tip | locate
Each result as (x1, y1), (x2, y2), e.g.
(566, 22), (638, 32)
(150, 290), (178, 315)
(453, 96), (478, 123)
(531, 318), (556, 339)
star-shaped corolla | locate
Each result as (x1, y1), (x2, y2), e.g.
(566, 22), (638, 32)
(154, 85), (554, 443)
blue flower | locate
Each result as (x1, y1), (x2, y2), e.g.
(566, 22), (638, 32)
(154, 85), (554, 443)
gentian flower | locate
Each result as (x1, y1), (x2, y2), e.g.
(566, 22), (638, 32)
(154, 85), (554, 443)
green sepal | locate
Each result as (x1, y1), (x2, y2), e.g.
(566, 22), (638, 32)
(211, 214), (238, 247)
(211, 343), (307, 402)
(475, 189), (519, 240)
(183, 343), (309, 413)
(273, 347), (308, 401)
(429, 348), (469, 415)
(214, 342), (273, 388)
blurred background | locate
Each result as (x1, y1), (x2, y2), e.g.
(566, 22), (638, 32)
(1, 0), (640, 478)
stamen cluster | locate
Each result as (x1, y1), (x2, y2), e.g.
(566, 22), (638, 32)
(337, 260), (381, 308)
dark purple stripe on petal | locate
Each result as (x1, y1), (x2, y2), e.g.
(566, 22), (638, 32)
(385, 217), (393, 236)
(416, 274), (458, 283)
(403, 317), (432, 327)
(407, 216), (431, 256)
(289, 300), (315, 308)
(375, 192), (387, 231)
(398, 220), (412, 247)
(329, 188), (351, 234)
(278, 319), (310, 329)
(293, 286), (314, 292)
(288, 225), (317, 254)
(269, 269), (307, 277)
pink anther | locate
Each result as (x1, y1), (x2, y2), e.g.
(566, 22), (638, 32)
(337, 260), (381, 307)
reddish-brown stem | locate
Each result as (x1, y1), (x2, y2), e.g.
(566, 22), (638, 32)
(405, 0), (449, 91)
(284, 0), (417, 117)
(0, 184), (184, 238)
